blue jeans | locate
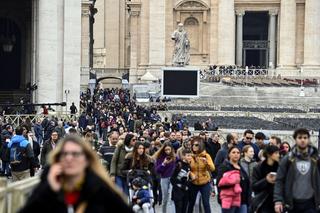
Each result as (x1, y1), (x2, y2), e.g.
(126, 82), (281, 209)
(160, 177), (174, 213)
(115, 176), (129, 196)
(188, 182), (212, 213)
(222, 205), (248, 213)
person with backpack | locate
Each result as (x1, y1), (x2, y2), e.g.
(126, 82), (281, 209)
(8, 126), (35, 181)
(274, 128), (320, 213)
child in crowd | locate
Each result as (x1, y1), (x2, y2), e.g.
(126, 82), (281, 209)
(132, 177), (151, 213)
(170, 149), (192, 213)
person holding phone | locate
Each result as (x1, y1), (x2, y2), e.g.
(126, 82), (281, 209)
(154, 142), (176, 213)
(251, 145), (280, 213)
(20, 135), (132, 213)
(188, 136), (215, 213)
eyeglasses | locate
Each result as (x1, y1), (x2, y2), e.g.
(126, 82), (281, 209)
(246, 137), (253, 140)
(193, 144), (199, 147)
(60, 151), (84, 159)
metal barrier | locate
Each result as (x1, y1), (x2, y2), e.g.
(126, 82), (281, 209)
(1, 113), (77, 127)
(0, 177), (40, 213)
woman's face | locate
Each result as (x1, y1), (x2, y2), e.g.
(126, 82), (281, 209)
(60, 142), (88, 177)
(164, 146), (172, 155)
(283, 144), (290, 153)
(192, 141), (200, 153)
(137, 145), (145, 155)
(229, 148), (241, 162)
(130, 137), (137, 147)
(270, 151), (280, 162)
(245, 147), (255, 160)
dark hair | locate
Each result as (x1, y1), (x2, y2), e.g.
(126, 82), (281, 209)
(124, 133), (135, 147)
(68, 128), (77, 134)
(15, 126), (24, 135)
(226, 133), (234, 144)
(255, 132), (266, 140)
(244, 129), (254, 136)
(131, 142), (150, 169)
(228, 146), (240, 158)
(190, 136), (205, 154)
(182, 148), (192, 155)
(263, 145), (279, 158)
(270, 136), (281, 145)
(153, 141), (175, 160)
(293, 128), (310, 139)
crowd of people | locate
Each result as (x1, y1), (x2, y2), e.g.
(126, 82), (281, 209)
(0, 87), (319, 213)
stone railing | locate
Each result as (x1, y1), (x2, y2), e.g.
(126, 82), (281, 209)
(0, 177), (39, 213)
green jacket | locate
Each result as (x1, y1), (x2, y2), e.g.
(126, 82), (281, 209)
(110, 143), (131, 177)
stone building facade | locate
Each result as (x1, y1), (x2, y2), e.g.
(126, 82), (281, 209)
(91, 0), (320, 82)
(0, 0), (81, 109)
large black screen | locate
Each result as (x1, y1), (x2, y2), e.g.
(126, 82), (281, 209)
(162, 70), (198, 96)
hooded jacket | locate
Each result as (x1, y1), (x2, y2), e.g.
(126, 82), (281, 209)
(218, 170), (242, 209)
(8, 135), (35, 172)
(189, 151), (215, 185)
(274, 145), (320, 211)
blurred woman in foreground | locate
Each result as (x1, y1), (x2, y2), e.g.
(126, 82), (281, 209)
(20, 135), (132, 213)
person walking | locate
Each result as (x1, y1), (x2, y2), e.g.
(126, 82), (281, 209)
(188, 137), (215, 213)
(154, 142), (176, 213)
(274, 128), (320, 213)
(217, 146), (251, 213)
(251, 145), (280, 213)
(110, 133), (136, 195)
(8, 126), (36, 181)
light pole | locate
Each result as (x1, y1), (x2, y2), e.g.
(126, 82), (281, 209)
(299, 67), (305, 97)
(64, 89), (70, 114)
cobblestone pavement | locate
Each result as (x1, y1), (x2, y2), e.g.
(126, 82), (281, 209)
(154, 196), (221, 213)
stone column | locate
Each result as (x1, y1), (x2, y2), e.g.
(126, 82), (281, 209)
(278, 0), (296, 68)
(269, 10), (278, 69)
(149, 0), (165, 66)
(218, 0), (235, 65)
(81, 1), (91, 68)
(236, 10), (245, 66)
(139, 0), (149, 67)
(303, 0), (320, 69)
(127, 1), (141, 82)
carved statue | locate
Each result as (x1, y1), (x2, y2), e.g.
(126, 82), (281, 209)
(172, 23), (190, 66)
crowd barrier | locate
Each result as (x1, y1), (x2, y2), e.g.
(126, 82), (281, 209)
(0, 176), (39, 213)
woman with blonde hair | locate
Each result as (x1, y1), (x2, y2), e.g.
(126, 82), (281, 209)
(20, 135), (132, 213)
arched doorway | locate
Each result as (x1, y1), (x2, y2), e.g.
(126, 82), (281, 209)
(0, 18), (21, 90)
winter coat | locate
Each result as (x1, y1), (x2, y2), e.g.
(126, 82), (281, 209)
(40, 140), (57, 166)
(218, 170), (242, 209)
(19, 167), (132, 213)
(155, 154), (176, 178)
(240, 158), (257, 180)
(214, 142), (229, 169)
(8, 135), (35, 172)
(217, 161), (251, 205)
(110, 143), (132, 177)
(189, 151), (215, 185)
(133, 188), (151, 205)
(170, 160), (191, 201)
(251, 160), (279, 213)
(273, 145), (320, 211)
